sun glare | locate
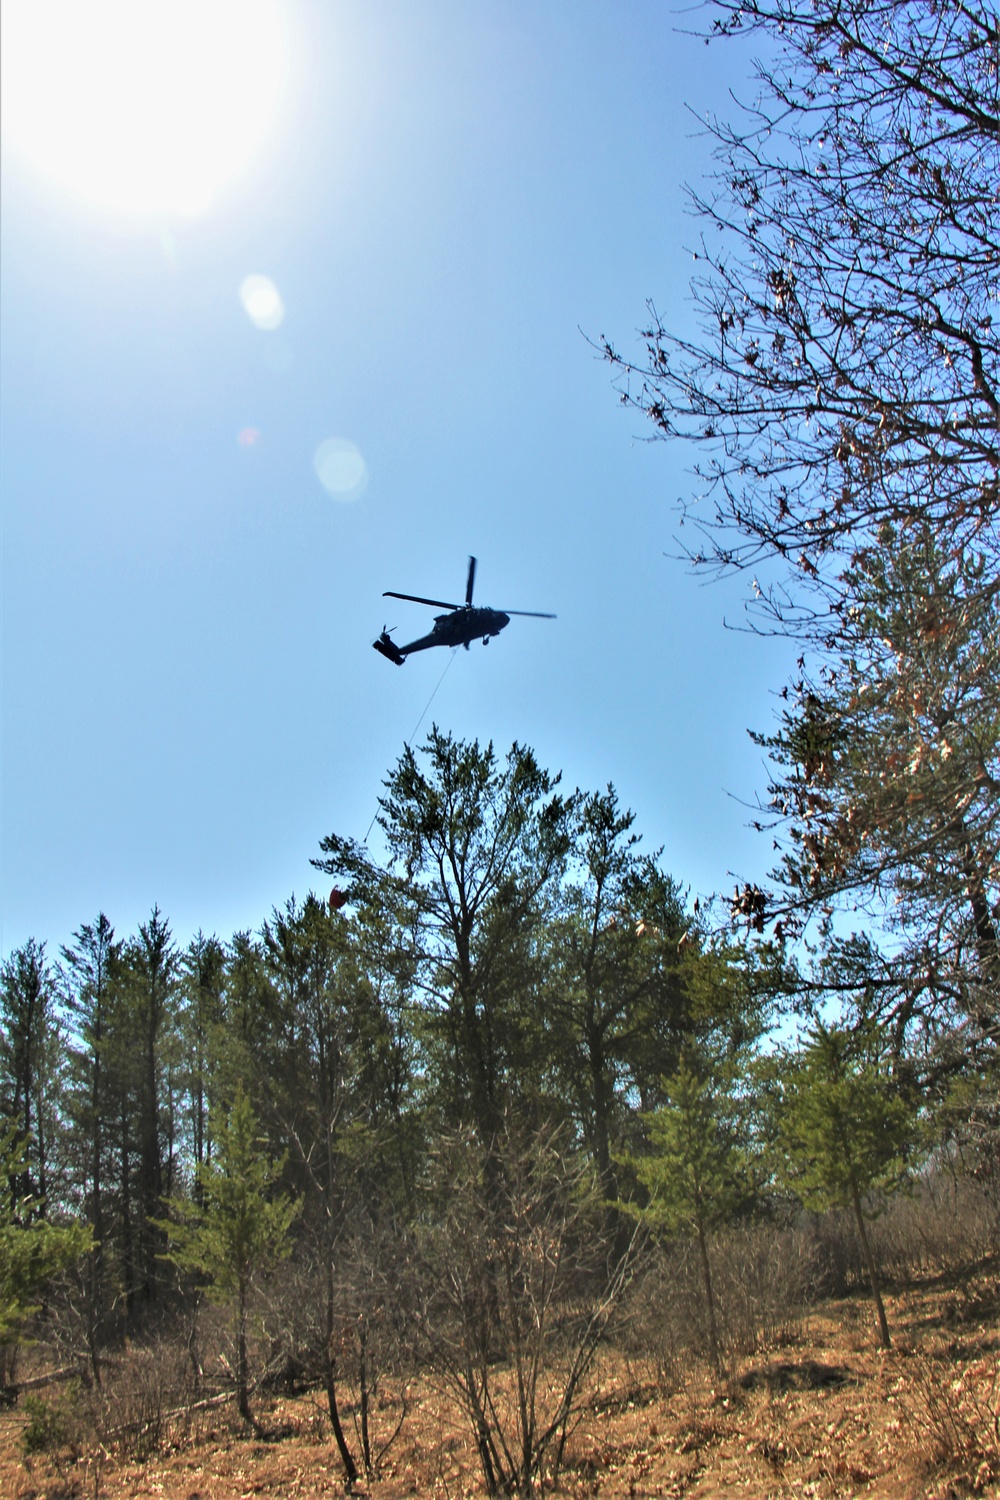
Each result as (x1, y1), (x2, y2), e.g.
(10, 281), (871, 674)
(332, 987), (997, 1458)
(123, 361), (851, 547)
(240, 274), (285, 331)
(1, 0), (288, 217)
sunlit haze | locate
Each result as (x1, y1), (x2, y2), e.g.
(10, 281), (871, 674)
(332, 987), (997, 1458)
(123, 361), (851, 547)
(1, 0), (287, 217)
(1, 2), (786, 956)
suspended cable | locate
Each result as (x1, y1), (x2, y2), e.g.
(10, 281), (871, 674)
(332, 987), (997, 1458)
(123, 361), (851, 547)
(363, 648), (459, 844)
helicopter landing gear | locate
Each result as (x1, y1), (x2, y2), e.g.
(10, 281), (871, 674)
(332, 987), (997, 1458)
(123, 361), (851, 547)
(483, 636), (490, 645)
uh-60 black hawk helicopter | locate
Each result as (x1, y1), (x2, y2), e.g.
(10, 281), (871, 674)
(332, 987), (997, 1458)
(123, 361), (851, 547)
(373, 556), (554, 665)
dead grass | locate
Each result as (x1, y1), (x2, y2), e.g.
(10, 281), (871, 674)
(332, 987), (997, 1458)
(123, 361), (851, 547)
(2, 1266), (997, 1499)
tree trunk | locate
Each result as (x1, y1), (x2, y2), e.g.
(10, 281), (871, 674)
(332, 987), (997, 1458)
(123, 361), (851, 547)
(588, 1033), (616, 1200)
(696, 1215), (721, 1373)
(86, 1244), (103, 1389)
(34, 1076), (47, 1209)
(958, 830), (1000, 992)
(120, 1104), (136, 1331)
(140, 1007), (162, 1299)
(324, 1262), (358, 1484)
(237, 1274), (252, 1426)
(324, 1361), (358, 1486)
(849, 1173), (891, 1350)
(358, 1322), (372, 1474)
(89, 1035), (104, 1384)
(165, 1063), (176, 1200)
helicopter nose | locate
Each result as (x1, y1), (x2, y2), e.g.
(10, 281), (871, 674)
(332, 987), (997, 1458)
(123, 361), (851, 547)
(497, 611), (510, 629)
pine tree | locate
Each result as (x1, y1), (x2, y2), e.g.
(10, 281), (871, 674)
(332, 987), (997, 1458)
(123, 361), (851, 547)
(61, 913), (121, 1371)
(776, 1022), (917, 1349)
(0, 940), (63, 1210)
(314, 729), (576, 1151)
(0, 1121), (91, 1391)
(545, 788), (691, 1209)
(631, 1054), (750, 1369)
(160, 1086), (298, 1427)
(179, 932), (226, 1184)
(130, 908), (178, 1305)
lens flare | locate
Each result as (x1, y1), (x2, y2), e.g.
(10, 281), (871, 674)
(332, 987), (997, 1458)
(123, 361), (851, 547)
(239, 275), (285, 331)
(314, 439), (368, 501)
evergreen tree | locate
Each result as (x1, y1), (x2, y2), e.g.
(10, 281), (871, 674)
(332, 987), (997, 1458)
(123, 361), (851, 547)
(261, 893), (381, 1481)
(91, 911), (179, 1328)
(61, 913), (121, 1369)
(179, 932), (226, 1184)
(631, 1053), (751, 1369)
(217, 930), (279, 1107)
(545, 787), (697, 1205)
(314, 729), (576, 1151)
(0, 940), (62, 1209)
(101, 950), (144, 1331)
(160, 1086), (298, 1427)
(0, 1121), (91, 1390)
(775, 1022), (917, 1348)
(129, 907), (178, 1304)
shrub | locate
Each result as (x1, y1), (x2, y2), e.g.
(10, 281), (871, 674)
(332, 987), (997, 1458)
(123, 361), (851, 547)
(87, 1341), (195, 1460)
(21, 1386), (82, 1456)
(623, 1221), (815, 1379)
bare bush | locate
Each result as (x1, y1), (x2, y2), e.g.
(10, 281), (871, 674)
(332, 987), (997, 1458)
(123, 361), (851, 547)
(256, 1258), (327, 1392)
(410, 1122), (637, 1498)
(805, 1167), (999, 1297)
(625, 1222), (815, 1379)
(712, 1224), (817, 1355)
(337, 1233), (412, 1480)
(86, 1340), (197, 1459)
(869, 1173), (999, 1278)
(808, 1208), (870, 1297)
(618, 1241), (693, 1388)
(259, 1238), (412, 1480)
(893, 1352), (1000, 1491)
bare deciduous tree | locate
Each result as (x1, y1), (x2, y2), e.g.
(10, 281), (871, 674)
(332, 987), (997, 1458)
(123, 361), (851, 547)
(410, 1121), (638, 1498)
(605, 0), (999, 1048)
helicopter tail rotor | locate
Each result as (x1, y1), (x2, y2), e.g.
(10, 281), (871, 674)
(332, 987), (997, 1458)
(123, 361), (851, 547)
(373, 630), (406, 665)
(465, 555), (476, 607)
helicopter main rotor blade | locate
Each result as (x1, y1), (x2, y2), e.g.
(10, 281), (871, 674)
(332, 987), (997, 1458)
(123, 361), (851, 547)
(498, 609), (556, 618)
(383, 590), (462, 610)
(466, 556), (477, 607)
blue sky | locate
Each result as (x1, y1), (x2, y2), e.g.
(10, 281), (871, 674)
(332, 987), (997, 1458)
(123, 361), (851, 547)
(1, 1), (792, 957)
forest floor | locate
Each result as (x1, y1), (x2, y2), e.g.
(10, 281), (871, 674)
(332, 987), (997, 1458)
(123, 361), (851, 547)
(3, 1265), (998, 1500)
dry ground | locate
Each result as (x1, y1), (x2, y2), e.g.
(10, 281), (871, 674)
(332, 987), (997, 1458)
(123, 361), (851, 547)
(3, 1268), (998, 1500)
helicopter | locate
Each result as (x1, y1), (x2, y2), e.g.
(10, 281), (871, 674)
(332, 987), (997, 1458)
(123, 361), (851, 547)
(373, 556), (554, 665)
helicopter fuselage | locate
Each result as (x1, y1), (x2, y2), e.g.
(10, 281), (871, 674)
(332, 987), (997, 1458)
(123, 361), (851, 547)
(372, 557), (551, 665)
(395, 606), (510, 657)
(427, 606), (509, 648)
